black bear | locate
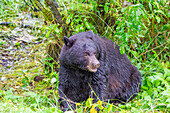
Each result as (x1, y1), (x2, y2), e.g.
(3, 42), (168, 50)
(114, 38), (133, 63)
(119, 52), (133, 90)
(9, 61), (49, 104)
(59, 31), (141, 111)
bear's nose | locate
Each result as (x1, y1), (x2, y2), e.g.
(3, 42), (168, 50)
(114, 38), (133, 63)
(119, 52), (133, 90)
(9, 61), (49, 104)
(93, 61), (100, 68)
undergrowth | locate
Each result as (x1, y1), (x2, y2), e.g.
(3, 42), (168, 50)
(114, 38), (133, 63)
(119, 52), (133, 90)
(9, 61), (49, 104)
(0, 0), (169, 113)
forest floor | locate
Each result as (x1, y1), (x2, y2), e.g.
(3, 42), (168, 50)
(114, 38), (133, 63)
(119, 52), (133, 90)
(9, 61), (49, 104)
(0, 0), (170, 113)
(0, 12), (62, 112)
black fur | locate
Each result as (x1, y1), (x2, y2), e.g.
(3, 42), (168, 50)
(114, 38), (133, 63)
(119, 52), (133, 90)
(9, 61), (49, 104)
(59, 31), (142, 111)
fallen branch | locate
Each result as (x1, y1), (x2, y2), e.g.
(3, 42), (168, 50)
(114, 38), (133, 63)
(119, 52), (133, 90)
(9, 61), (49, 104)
(0, 22), (40, 30)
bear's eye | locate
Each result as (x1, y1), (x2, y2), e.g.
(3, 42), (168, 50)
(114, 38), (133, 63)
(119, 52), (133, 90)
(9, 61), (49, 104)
(94, 52), (96, 56)
(84, 52), (90, 57)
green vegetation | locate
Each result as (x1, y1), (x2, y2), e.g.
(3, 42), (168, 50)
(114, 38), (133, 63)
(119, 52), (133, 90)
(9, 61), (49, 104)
(0, 0), (169, 112)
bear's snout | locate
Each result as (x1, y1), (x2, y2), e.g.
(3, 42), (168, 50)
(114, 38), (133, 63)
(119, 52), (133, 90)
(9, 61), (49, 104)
(87, 55), (100, 72)
(92, 60), (100, 69)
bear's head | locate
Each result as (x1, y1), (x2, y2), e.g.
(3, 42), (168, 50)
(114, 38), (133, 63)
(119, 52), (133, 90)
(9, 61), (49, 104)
(60, 31), (100, 73)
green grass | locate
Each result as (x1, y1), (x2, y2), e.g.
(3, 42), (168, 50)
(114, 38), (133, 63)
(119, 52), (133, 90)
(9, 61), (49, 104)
(0, 89), (62, 113)
(0, 0), (169, 112)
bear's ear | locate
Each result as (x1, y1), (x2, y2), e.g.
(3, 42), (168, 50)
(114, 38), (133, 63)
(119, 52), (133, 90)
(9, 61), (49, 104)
(63, 36), (74, 47)
(87, 31), (94, 39)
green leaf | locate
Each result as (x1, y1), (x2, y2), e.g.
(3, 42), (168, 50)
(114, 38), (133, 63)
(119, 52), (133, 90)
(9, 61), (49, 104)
(149, 3), (152, 11)
(131, 50), (139, 57)
(166, 76), (170, 82)
(155, 16), (160, 23)
(121, 7), (127, 13)
(104, 4), (108, 13)
(164, 68), (170, 77)
(168, 11), (170, 17)
(136, 37), (141, 43)
(146, 78), (152, 88)
(155, 10), (166, 16)
(141, 86), (148, 90)
(144, 95), (151, 101)
(85, 21), (90, 29)
(153, 79), (160, 87)
(153, 1), (159, 9)
(15, 42), (20, 46)
(166, 98), (170, 104)
(85, 97), (93, 107)
(120, 45), (125, 54)
(107, 103), (113, 112)
(46, 30), (51, 38)
(66, 18), (70, 25)
(161, 90), (170, 96)
(0, 40), (4, 45)
(119, 104), (126, 109)
(152, 50), (159, 60)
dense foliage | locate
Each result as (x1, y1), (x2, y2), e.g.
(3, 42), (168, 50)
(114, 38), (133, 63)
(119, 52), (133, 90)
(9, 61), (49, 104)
(0, 0), (169, 112)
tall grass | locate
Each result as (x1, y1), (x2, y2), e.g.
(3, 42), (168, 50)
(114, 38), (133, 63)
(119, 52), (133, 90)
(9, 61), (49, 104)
(0, 0), (169, 112)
